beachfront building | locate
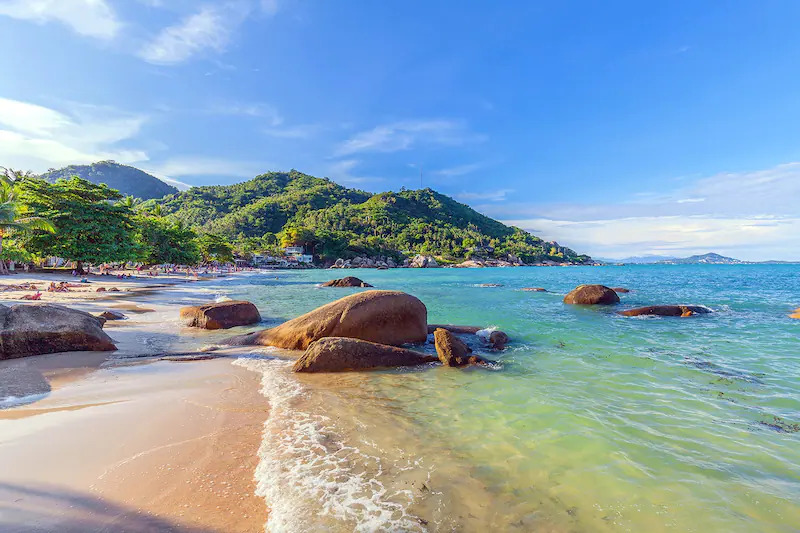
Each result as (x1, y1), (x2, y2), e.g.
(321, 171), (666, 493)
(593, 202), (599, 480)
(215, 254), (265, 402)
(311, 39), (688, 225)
(283, 246), (313, 264)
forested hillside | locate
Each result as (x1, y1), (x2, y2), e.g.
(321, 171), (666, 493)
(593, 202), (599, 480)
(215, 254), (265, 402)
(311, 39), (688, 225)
(40, 161), (177, 200)
(161, 169), (589, 264)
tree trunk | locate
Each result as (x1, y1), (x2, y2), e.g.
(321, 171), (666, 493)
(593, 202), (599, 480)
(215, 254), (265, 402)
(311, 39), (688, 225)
(0, 234), (7, 275)
(76, 261), (84, 275)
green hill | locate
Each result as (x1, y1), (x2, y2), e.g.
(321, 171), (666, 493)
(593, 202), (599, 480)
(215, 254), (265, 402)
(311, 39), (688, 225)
(40, 161), (177, 200)
(161, 169), (590, 264)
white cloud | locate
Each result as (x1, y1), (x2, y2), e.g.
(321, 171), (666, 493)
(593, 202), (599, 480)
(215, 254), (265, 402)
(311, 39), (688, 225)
(335, 119), (485, 156)
(0, 0), (120, 40)
(0, 97), (148, 172)
(433, 162), (483, 177)
(485, 162), (800, 261)
(263, 124), (321, 139)
(325, 159), (383, 185)
(456, 188), (513, 202)
(142, 156), (269, 186)
(139, 3), (249, 65)
(209, 102), (283, 126)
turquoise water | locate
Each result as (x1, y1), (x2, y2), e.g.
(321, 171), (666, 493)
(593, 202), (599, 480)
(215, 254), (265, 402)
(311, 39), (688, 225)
(210, 265), (799, 532)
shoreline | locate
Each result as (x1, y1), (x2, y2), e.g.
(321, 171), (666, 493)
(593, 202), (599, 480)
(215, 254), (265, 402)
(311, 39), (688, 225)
(0, 273), (270, 532)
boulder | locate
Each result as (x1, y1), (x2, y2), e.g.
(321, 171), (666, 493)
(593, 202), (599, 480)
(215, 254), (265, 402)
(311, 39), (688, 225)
(334, 258), (345, 268)
(293, 337), (437, 372)
(488, 330), (510, 350)
(410, 255), (438, 268)
(619, 305), (711, 318)
(321, 276), (373, 288)
(225, 290), (428, 350)
(521, 287), (547, 292)
(180, 300), (261, 330)
(611, 287), (631, 293)
(96, 287), (106, 292)
(98, 310), (127, 320)
(433, 328), (494, 367)
(563, 285), (620, 305)
(0, 303), (116, 360)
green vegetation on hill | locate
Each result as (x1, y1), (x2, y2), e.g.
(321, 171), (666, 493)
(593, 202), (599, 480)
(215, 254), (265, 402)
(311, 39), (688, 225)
(1, 165), (590, 268)
(40, 161), (177, 200)
(162, 170), (589, 264)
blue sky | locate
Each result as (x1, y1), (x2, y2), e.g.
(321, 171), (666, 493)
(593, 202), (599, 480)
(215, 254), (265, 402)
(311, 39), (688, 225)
(1, 0), (799, 260)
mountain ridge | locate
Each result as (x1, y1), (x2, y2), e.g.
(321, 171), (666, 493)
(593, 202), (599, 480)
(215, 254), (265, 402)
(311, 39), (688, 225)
(39, 161), (178, 200)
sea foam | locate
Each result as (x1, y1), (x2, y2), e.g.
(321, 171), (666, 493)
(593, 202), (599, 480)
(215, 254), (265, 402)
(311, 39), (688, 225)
(234, 355), (426, 533)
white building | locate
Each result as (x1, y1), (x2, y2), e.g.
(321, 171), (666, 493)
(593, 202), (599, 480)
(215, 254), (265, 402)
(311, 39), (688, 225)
(284, 246), (313, 264)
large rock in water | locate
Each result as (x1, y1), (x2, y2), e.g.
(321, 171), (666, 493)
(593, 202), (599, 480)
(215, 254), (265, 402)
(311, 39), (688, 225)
(563, 285), (620, 305)
(293, 337), (437, 372)
(433, 328), (494, 367)
(0, 303), (116, 359)
(321, 277), (373, 288)
(180, 300), (261, 330)
(619, 305), (711, 317)
(225, 290), (428, 350)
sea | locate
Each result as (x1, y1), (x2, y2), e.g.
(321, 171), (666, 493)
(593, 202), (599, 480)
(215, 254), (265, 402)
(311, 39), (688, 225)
(167, 265), (800, 531)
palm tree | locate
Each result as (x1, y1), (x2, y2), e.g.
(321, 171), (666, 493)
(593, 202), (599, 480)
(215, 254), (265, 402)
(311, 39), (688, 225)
(118, 195), (142, 209)
(0, 178), (55, 275)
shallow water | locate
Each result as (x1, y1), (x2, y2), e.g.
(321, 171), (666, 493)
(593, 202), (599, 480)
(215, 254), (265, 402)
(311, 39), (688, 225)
(208, 265), (798, 531)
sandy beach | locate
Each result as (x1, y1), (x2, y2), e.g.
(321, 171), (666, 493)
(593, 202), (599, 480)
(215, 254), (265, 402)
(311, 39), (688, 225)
(0, 272), (269, 533)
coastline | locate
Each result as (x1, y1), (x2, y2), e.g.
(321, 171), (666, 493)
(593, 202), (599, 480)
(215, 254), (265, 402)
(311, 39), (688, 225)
(0, 272), (269, 533)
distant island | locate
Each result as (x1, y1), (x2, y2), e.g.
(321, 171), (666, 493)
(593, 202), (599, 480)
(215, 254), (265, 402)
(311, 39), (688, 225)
(602, 252), (798, 265)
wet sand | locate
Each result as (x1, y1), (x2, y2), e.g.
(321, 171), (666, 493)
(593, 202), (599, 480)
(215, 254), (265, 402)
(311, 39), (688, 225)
(0, 272), (270, 533)
(0, 355), (268, 533)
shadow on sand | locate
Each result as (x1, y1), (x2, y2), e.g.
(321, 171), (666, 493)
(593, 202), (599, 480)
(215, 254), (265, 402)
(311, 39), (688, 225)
(0, 482), (221, 533)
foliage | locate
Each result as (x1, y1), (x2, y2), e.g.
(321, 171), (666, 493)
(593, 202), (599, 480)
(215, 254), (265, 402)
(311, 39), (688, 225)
(0, 174), (54, 267)
(195, 233), (234, 263)
(16, 177), (141, 266)
(39, 161), (177, 200)
(136, 215), (201, 265)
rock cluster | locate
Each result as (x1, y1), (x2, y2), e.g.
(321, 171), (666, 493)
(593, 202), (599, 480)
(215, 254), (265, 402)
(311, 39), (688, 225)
(0, 303), (116, 359)
(225, 290), (428, 350)
(180, 300), (261, 330)
(453, 256), (524, 268)
(433, 328), (494, 367)
(331, 256), (397, 269)
(407, 255), (439, 268)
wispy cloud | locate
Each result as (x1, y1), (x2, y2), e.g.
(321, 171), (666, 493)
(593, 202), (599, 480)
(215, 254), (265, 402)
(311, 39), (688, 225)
(432, 162), (484, 177)
(139, 3), (251, 65)
(0, 0), (120, 40)
(0, 97), (148, 171)
(325, 159), (383, 185)
(481, 162), (800, 261)
(263, 124), (321, 139)
(209, 102), (283, 126)
(456, 188), (513, 202)
(143, 156), (268, 182)
(335, 119), (485, 156)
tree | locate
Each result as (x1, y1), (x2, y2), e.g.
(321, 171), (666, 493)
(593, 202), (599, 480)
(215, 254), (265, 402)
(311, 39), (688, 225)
(136, 215), (200, 265)
(17, 177), (139, 272)
(0, 177), (54, 274)
(195, 233), (233, 263)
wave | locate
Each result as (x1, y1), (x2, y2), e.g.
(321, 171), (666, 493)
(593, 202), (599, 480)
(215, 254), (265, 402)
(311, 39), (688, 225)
(234, 355), (425, 533)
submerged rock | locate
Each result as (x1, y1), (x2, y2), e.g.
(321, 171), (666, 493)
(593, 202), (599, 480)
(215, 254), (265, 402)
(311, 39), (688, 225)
(225, 290), (428, 350)
(611, 287), (631, 293)
(563, 285), (620, 305)
(180, 300), (261, 330)
(488, 330), (510, 350)
(321, 276), (373, 288)
(433, 328), (495, 367)
(293, 337), (437, 372)
(98, 310), (126, 320)
(427, 324), (481, 334)
(479, 283), (504, 288)
(0, 303), (116, 359)
(521, 287), (547, 292)
(619, 305), (712, 317)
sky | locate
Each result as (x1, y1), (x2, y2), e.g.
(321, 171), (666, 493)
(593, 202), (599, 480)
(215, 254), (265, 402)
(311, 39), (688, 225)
(1, 0), (799, 261)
